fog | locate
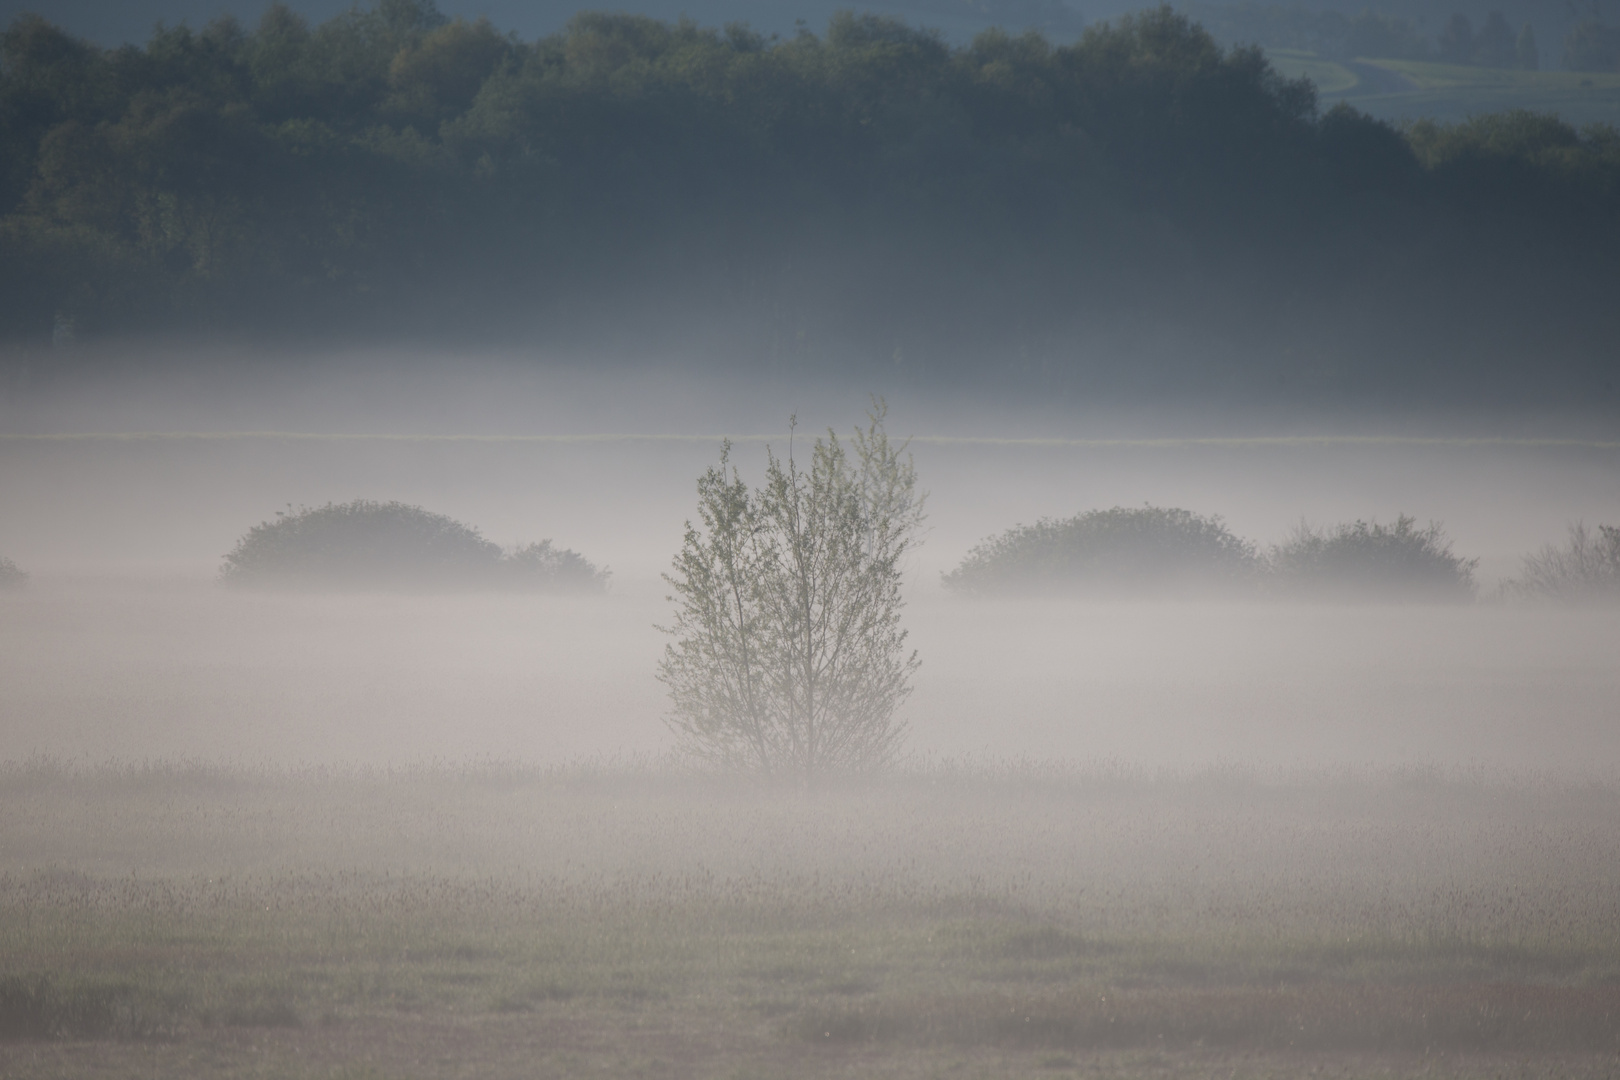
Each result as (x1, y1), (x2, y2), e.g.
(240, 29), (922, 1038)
(7, 4), (1620, 1065)
(3, 355), (1617, 775)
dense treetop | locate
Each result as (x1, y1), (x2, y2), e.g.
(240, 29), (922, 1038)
(2, 1), (1617, 399)
(219, 499), (609, 591)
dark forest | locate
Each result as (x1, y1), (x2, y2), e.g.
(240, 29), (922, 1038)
(2, 0), (1617, 401)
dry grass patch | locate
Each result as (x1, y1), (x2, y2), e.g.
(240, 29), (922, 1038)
(3, 763), (1620, 1078)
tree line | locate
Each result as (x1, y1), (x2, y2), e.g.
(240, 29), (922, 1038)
(2, 2), (1618, 400)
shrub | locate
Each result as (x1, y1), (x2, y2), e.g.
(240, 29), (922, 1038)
(1500, 522), (1620, 603)
(219, 500), (607, 592)
(0, 556), (26, 589)
(503, 540), (612, 593)
(942, 506), (1259, 597)
(1267, 515), (1477, 602)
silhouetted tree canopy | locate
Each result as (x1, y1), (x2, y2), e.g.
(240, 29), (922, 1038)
(2, 2), (1618, 401)
(0, 555), (26, 589)
(220, 499), (608, 591)
(1268, 516), (1478, 602)
(944, 507), (1483, 602)
(943, 505), (1260, 596)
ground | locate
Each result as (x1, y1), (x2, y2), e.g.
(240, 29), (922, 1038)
(3, 764), (1618, 1078)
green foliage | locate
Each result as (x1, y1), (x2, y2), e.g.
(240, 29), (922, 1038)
(1399, 109), (1620, 258)
(1407, 109), (1603, 172)
(385, 18), (513, 128)
(1501, 522), (1620, 603)
(942, 506), (1259, 597)
(219, 499), (607, 591)
(1268, 515), (1478, 602)
(658, 403), (924, 775)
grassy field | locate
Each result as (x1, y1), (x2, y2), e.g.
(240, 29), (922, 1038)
(1267, 50), (1361, 96)
(3, 762), (1619, 1078)
(1267, 51), (1620, 127)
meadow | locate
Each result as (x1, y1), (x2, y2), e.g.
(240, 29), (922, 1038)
(1267, 51), (1620, 127)
(4, 388), (1620, 1077)
(3, 761), (1619, 1078)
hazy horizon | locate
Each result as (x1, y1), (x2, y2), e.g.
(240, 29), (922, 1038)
(4, 356), (1617, 780)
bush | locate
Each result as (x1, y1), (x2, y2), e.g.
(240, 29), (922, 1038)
(503, 540), (612, 594)
(1501, 522), (1620, 603)
(1267, 515), (1477, 602)
(219, 500), (608, 592)
(942, 506), (1259, 597)
(0, 556), (26, 589)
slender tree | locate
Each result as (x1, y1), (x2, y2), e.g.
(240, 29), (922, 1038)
(1515, 23), (1539, 70)
(1475, 10), (1517, 67)
(1438, 13), (1476, 64)
(658, 402), (924, 776)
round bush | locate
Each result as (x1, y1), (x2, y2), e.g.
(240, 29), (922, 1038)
(220, 500), (607, 592)
(0, 556), (27, 590)
(942, 506), (1260, 597)
(1267, 515), (1476, 602)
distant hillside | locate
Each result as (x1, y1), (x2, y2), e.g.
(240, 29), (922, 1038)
(1271, 52), (1620, 127)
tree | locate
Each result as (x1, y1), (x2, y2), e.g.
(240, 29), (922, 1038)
(657, 402), (924, 776)
(1515, 23), (1539, 71)
(1475, 11), (1517, 67)
(1438, 13), (1476, 65)
(1564, 19), (1620, 71)
(385, 17), (512, 127)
